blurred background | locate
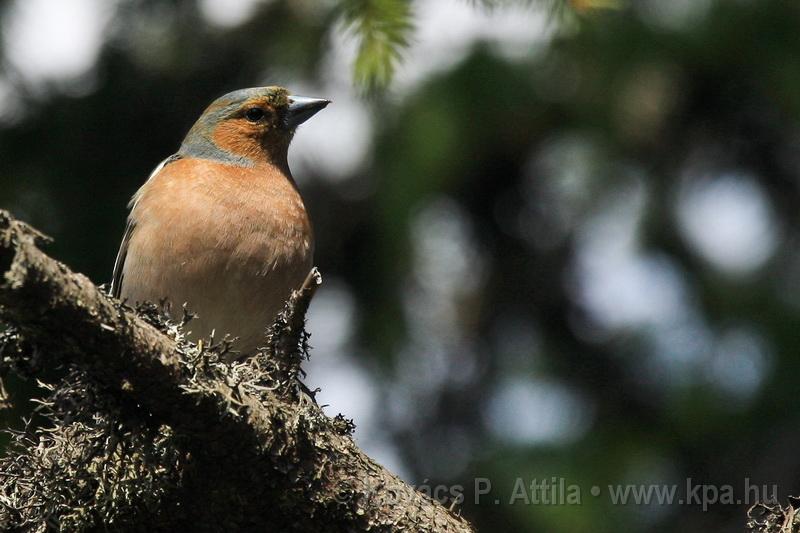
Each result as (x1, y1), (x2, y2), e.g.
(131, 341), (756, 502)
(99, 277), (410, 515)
(0, 0), (798, 531)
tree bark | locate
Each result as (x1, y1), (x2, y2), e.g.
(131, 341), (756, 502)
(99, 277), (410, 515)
(0, 210), (473, 532)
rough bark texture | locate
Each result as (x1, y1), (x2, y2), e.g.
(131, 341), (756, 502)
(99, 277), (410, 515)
(0, 210), (473, 532)
(748, 501), (800, 533)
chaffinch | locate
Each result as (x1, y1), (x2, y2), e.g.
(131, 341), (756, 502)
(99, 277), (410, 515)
(110, 86), (329, 356)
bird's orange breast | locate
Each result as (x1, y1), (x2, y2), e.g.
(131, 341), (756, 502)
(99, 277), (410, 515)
(120, 157), (313, 355)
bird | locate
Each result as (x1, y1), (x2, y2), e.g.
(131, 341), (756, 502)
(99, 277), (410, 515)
(110, 86), (329, 357)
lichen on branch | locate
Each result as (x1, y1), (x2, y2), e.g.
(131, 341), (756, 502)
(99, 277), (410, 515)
(0, 209), (473, 532)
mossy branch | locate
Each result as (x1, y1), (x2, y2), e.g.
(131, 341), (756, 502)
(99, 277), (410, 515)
(0, 210), (473, 532)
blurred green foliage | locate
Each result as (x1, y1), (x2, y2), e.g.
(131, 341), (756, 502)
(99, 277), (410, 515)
(339, 0), (414, 90)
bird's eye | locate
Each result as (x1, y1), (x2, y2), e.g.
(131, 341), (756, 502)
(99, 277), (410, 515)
(244, 108), (266, 122)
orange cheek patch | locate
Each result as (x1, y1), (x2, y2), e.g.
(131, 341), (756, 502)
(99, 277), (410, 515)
(212, 120), (264, 160)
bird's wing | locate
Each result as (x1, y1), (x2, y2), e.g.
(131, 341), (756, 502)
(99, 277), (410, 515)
(110, 218), (136, 299)
(109, 154), (181, 298)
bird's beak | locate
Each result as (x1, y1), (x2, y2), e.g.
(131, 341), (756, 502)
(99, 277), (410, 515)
(286, 95), (330, 129)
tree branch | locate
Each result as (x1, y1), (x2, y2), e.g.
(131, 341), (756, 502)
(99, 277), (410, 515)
(0, 210), (473, 532)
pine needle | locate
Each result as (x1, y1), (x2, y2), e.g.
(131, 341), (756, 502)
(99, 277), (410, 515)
(338, 0), (414, 91)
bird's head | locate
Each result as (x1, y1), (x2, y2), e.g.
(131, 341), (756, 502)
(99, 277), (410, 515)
(179, 86), (329, 167)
